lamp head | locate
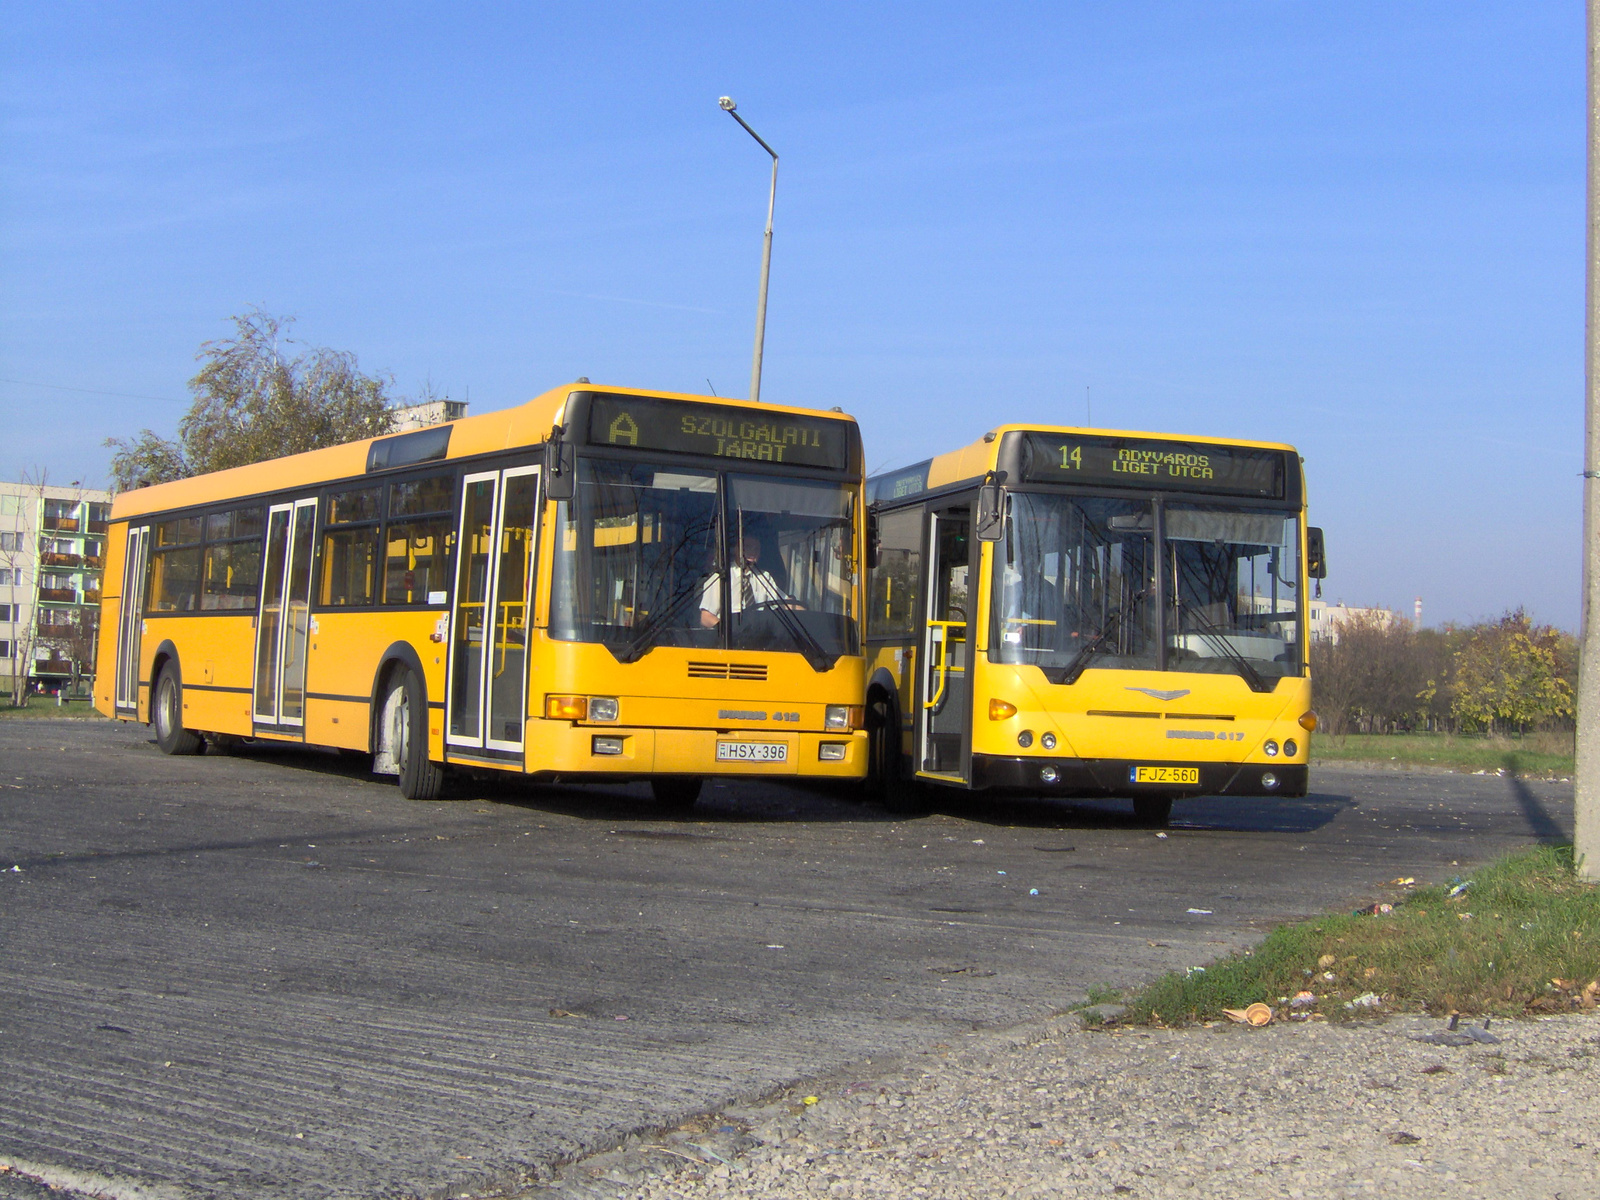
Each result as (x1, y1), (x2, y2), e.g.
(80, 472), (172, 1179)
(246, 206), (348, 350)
(718, 96), (736, 111)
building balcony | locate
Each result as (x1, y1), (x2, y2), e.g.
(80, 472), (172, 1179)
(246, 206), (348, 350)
(82, 589), (101, 605)
(87, 519), (109, 534)
(34, 658), (75, 676)
(40, 552), (82, 568)
(41, 517), (80, 533)
(83, 555), (104, 569)
(38, 588), (76, 603)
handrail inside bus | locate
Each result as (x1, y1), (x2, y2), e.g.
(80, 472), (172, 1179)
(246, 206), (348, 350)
(924, 618), (966, 710)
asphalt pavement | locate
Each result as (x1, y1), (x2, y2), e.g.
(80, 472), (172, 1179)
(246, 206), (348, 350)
(0, 719), (1573, 1200)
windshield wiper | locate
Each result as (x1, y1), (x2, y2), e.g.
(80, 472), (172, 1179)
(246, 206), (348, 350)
(1173, 601), (1272, 693)
(611, 580), (704, 664)
(1055, 587), (1149, 685)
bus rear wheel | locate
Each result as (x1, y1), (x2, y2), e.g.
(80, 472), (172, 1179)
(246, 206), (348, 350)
(153, 664), (204, 756)
(651, 777), (702, 811)
(1132, 796), (1173, 827)
(384, 667), (445, 801)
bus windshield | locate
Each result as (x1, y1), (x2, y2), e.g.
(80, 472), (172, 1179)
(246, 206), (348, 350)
(993, 494), (1159, 677)
(992, 492), (1302, 685)
(549, 459), (859, 668)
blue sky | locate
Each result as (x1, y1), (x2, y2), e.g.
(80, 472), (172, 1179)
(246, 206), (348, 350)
(0, 2), (1581, 627)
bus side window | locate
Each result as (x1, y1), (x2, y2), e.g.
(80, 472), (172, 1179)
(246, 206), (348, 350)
(147, 516), (202, 612)
(867, 509), (923, 639)
(321, 486), (382, 606)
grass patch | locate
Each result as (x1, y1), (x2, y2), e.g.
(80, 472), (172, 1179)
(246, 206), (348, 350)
(0, 693), (107, 719)
(1313, 731), (1573, 777)
(1124, 844), (1600, 1026)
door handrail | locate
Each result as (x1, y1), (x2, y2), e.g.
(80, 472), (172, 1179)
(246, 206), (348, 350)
(923, 618), (966, 710)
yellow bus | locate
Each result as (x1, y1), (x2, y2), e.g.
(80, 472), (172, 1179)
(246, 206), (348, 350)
(95, 384), (868, 804)
(863, 424), (1325, 823)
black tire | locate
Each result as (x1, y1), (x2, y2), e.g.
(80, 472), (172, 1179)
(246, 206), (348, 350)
(392, 667), (445, 800)
(152, 664), (204, 756)
(651, 777), (702, 811)
(865, 690), (897, 798)
(1132, 796), (1173, 827)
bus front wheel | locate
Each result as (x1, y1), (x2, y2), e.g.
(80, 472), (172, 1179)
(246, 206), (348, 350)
(153, 664), (204, 756)
(387, 668), (445, 801)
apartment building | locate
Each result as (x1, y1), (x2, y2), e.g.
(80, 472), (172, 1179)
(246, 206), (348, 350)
(0, 482), (113, 696)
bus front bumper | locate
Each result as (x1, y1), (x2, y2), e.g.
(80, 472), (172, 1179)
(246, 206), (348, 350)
(967, 755), (1308, 799)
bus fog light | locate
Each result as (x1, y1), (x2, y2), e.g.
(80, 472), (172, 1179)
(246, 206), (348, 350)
(989, 699), (1017, 720)
(588, 696), (619, 722)
(1261, 771), (1279, 790)
(1041, 732), (1057, 750)
(591, 736), (625, 756)
(1040, 766), (1059, 784)
(1284, 738), (1298, 757)
(818, 742), (848, 761)
(546, 694), (588, 720)
(1017, 730), (1034, 748)
(825, 705), (863, 731)
(1263, 739), (1279, 757)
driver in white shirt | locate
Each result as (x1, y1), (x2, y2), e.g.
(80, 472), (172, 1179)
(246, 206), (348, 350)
(699, 536), (793, 628)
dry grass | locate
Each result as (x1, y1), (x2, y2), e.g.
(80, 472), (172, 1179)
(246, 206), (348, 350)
(1313, 731), (1573, 776)
(1122, 844), (1600, 1026)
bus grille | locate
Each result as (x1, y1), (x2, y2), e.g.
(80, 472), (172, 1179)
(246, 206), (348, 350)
(687, 661), (769, 681)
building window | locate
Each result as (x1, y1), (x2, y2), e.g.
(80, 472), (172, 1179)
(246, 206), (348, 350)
(0, 603), (10, 622)
(0, 641), (10, 658)
(0, 532), (21, 552)
(0, 569), (12, 586)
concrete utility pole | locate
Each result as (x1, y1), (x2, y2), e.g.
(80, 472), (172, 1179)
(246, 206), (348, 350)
(719, 97), (778, 404)
(1579, 0), (1600, 881)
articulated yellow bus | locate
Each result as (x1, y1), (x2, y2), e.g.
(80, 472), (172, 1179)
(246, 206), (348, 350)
(95, 385), (868, 803)
(863, 424), (1325, 823)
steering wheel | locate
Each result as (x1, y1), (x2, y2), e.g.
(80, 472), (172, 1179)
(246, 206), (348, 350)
(947, 605), (967, 622)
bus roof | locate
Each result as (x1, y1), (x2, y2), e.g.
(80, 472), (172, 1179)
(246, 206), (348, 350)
(111, 383), (859, 520)
(869, 423), (1301, 505)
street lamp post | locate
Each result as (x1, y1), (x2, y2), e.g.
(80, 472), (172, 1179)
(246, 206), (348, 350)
(719, 97), (778, 404)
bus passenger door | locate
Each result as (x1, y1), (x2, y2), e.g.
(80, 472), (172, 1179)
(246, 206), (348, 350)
(114, 524), (150, 717)
(917, 509), (972, 781)
(253, 499), (316, 731)
(447, 466), (540, 756)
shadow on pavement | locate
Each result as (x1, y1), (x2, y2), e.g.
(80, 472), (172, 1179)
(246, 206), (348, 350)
(1503, 755), (1570, 843)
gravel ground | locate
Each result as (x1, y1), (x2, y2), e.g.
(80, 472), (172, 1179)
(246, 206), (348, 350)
(530, 1011), (1600, 1199)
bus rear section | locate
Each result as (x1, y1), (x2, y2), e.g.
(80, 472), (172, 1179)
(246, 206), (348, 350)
(864, 426), (1323, 823)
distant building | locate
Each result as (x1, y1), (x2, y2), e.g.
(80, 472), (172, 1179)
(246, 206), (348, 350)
(390, 398), (468, 432)
(0, 482), (114, 695)
(1308, 599), (1400, 643)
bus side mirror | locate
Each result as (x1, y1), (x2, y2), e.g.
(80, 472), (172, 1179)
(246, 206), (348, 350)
(544, 428), (575, 501)
(866, 507), (880, 569)
(975, 483), (1004, 541)
(1306, 526), (1327, 579)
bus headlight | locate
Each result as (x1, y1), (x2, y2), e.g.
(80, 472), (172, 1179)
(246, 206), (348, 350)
(1040, 766), (1059, 783)
(1018, 730), (1034, 748)
(1261, 771), (1279, 790)
(818, 742), (848, 761)
(588, 697), (619, 722)
(1284, 738), (1298, 757)
(825, 705), (863, 731)
(1263, 739), (1279, 757)
(1041, 732), (1057, 750)
(546, 695), (588, 720)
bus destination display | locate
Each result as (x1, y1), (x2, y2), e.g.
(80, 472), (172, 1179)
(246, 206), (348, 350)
(1020, 433), (1286, 499)
(587, 395), (851, 469)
